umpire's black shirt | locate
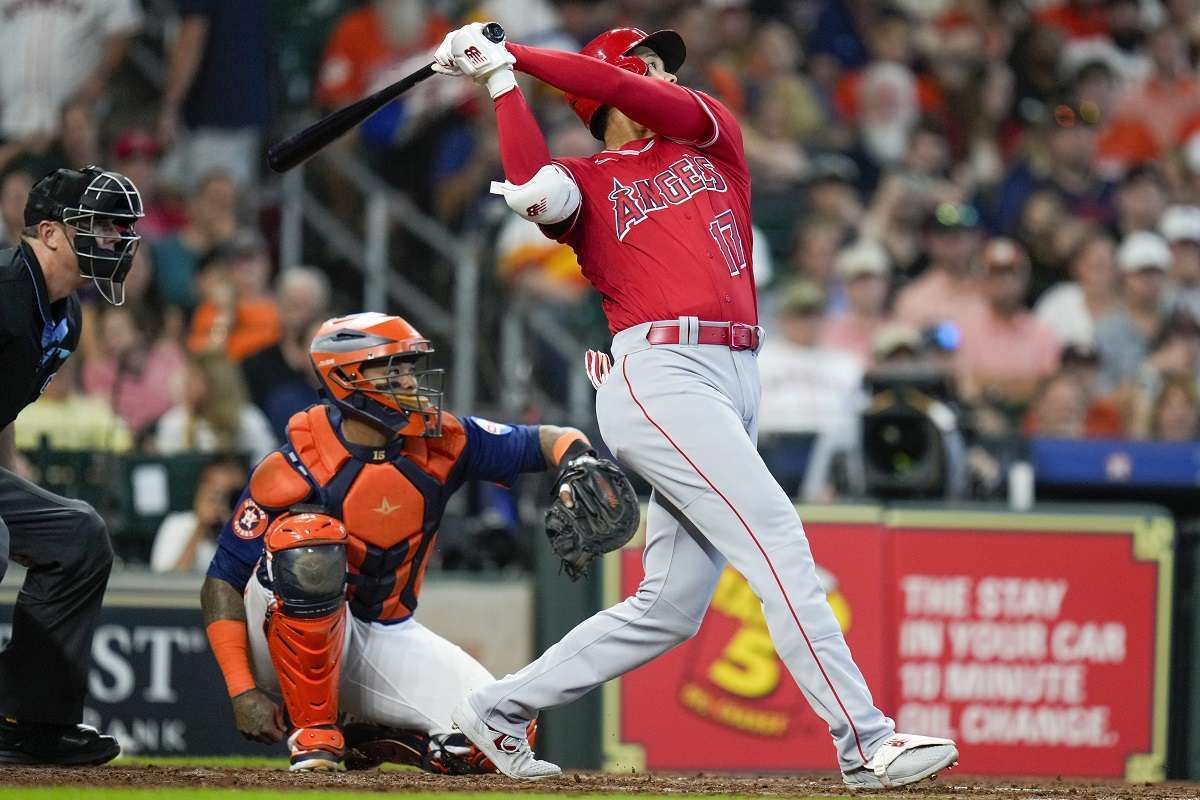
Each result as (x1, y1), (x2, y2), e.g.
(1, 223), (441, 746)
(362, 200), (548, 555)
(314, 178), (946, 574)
(0, 243), (82, 430)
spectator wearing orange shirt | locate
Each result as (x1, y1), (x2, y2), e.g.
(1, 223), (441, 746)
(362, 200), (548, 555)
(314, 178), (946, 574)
(956, 239), (1061, 407)
(187, 229), (280, 362)
(1109, 26), (1200, 160)
(316, 1), (448, 110)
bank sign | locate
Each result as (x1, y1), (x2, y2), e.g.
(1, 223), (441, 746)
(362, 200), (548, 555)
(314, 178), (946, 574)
(603, 506), (1173, 782)
(0, 605), (267, 757)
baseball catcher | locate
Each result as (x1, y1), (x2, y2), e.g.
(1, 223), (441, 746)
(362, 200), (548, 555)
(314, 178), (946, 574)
(201, 312), (630, 772)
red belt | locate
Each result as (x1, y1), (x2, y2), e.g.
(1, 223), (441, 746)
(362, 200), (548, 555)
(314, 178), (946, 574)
(646, 322), (761, 351)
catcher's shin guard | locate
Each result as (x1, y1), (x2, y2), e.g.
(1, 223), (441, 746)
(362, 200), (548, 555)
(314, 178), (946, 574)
(263, 513), (350, 771)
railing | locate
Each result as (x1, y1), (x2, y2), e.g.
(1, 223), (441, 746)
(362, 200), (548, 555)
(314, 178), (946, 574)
(277, 147), (483, 412)
(123, 7), (592, 422)
(276, 140), (593, 426)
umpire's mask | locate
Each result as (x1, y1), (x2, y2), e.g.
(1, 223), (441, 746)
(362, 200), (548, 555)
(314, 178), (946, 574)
(25, 166), (144, 305)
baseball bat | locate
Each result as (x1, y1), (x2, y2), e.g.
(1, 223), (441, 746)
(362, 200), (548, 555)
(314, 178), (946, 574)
(267, 22), (507, 174)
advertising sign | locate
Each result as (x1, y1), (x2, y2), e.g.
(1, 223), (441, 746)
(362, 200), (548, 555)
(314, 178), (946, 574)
(0, 574), (534, 757)
(602, 506), (1172, 781)
(0, 604), (257, 757)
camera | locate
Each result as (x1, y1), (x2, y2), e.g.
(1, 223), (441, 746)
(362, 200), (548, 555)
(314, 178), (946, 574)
(861, 365), (965, 499)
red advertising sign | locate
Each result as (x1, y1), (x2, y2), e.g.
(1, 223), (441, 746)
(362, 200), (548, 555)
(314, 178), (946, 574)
(615, 516), (888, 771)
(604, 507), (1172, 781)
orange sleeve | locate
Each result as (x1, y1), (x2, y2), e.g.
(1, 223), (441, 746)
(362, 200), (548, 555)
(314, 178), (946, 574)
(206, 619), (256, 698)
(552, 430), (590, 467)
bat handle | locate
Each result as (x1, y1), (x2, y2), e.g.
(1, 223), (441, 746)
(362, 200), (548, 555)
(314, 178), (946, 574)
(482, 22), (506, 43)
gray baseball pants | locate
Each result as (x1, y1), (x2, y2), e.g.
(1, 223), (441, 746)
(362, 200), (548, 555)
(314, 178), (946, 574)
(467, 320), (895, 770)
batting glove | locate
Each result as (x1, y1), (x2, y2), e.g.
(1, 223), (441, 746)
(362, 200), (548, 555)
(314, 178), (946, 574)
(431, 31), (461, 76)
(585, 350), (612, 390)
(450, 22), (517, 99)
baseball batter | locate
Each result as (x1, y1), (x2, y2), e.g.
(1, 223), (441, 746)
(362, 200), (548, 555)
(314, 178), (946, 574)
(201, 312), (610, 772)
(433, 24), (959, 787)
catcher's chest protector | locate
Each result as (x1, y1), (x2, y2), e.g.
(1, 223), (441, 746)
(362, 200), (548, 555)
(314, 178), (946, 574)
(259, 405), (468, 622)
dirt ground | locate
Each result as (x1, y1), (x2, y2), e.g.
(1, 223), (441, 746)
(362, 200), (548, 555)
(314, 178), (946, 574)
(0, 766), (1196, 799)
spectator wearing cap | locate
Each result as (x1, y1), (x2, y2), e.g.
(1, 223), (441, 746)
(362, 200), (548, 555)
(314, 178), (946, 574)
(893, 202), (985, 330)
(1034, 228), (1121, 349)
(112, 130), (183, 242)
(1160, 205), (1200, 321)
(821, 239), (891, 365)
(994, 100), (1114, 236)
(871, 323), (925, 366)
(1094, 231), (1172, 391)
(187, 229), (281, 362)
(956, 238), (1061, 407)
(757, 281), (865, 437)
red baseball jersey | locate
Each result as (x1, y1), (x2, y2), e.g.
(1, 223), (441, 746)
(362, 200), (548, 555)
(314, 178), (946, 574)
(550, 89), (757, 333)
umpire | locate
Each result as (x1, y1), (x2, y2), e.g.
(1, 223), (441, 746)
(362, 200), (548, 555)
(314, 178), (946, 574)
(0, 166), (143, 765)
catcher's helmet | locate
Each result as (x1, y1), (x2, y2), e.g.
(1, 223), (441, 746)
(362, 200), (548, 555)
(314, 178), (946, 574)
(566, 27), (686, 140)
(24, 165), (144, 305)
(310, 312), (444, 438)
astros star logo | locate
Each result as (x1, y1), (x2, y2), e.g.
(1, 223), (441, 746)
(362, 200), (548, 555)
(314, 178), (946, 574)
(374, 497), (400, 515)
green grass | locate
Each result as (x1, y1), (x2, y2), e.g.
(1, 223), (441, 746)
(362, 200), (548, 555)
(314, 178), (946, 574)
(113, 754), (415, 771)
(0, 793), (840, 800)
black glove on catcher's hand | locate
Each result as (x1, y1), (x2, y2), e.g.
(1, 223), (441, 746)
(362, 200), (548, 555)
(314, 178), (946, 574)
(545, 445), (639, 581)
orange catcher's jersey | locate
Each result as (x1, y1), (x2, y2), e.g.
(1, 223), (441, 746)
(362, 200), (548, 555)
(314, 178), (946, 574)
(549, 90), (756, 333)
(207, 403), (546, 623)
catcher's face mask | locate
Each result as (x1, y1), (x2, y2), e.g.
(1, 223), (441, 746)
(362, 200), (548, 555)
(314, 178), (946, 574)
(26, 166), (144, 305)
(309, 312), (444, 438)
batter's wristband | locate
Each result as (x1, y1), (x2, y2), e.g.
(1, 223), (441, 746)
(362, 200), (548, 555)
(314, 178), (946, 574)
(206, 619), (257, 699)
(553, 431), (592, 467)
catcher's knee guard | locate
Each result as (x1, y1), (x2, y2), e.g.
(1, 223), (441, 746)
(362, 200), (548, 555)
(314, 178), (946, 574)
(264, 513), (349, 769)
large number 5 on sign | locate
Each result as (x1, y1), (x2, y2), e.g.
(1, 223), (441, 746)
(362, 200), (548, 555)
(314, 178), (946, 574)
(708, 209), (747, 277)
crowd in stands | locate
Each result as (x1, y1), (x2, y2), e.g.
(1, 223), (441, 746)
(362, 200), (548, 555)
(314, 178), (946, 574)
(2, 0), (1200, 566)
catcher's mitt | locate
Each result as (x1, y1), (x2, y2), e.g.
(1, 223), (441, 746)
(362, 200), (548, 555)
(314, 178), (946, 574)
(545, 450), (638, 580)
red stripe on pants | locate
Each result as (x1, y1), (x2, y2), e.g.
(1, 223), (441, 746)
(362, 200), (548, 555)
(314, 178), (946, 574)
(620, 356), (867, 763)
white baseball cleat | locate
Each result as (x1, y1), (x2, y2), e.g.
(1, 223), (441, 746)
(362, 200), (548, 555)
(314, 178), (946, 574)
(450, 702), (561, 780)
(842, 733), (959, 789)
